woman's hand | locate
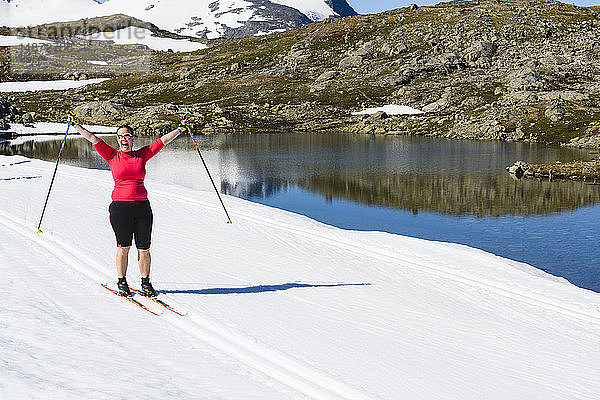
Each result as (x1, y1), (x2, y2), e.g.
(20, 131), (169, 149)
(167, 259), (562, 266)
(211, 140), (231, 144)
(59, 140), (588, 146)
(178, 116), (189, 132)
(67, 112), (80, 126)
(162, 116), (189, 145)
(68, 113), (99, 144)
(174, 116), (190, 135)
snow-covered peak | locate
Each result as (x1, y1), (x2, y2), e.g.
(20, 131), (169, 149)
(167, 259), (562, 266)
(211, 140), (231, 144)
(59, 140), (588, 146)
(0, 0), (357, 39)
(270, 0), (336, 21)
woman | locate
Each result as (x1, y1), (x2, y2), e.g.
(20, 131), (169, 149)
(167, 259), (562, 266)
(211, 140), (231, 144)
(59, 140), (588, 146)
(69, 115), (186, 297)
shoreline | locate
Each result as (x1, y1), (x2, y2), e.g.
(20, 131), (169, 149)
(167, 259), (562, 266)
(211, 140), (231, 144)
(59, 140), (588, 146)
(3, 118), (599, 182)
(507, 159), (600, 182)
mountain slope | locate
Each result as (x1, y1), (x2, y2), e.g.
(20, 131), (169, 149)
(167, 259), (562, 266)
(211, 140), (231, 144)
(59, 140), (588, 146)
(0, 0), (357, 38)
(7, 0), (600, 147)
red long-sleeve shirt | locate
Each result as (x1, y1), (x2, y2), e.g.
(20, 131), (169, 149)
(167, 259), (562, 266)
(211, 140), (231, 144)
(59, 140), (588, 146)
(93, 138), (164, 201)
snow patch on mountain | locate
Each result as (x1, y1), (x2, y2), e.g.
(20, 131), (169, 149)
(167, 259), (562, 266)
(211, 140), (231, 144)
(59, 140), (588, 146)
(80, 27), (208, 52)
(0, 35), (53, 46)
(270, 0), (336, 21)
(0, 78), (110, 93)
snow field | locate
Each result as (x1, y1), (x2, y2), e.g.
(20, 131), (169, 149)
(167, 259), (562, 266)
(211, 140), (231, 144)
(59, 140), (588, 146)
(79, 27), (207, 52)
(0, 215), (299, 400)
(1, 154), (600, 399)
(0, 79), (110, 93)
(352, 105), (425, 115)
(270, 0), (336, 20)
(0, 35), (53, 46)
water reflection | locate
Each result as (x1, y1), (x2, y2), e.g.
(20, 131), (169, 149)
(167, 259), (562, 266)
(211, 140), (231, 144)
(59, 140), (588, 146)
(212, 134), (598, 217)
(293, 173), (600, 217)
(221, 178), (290, 200)
(2, 133), (597, 217)
(0, 136), (110, 170)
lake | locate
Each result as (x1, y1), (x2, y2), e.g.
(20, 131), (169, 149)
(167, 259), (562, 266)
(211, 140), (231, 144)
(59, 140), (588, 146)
(2, 132), (599, 292)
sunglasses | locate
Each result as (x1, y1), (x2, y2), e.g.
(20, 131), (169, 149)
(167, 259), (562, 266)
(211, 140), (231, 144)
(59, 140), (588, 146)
(117, 133), (134, 140)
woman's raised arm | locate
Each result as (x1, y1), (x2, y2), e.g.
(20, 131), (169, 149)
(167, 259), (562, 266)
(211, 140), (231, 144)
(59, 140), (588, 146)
(160, 126), (184, 145)
(160, 117), (189, 145)
(68, 114), (100, 145)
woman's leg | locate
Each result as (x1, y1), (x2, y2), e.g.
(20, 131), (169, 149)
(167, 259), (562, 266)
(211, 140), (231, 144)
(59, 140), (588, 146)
(137, 248), (151, 278)
(133, 201), (153, 278)
(116, 246), (130, 278)
(133, 201), (156, 296)
(109, 201), (135, 280)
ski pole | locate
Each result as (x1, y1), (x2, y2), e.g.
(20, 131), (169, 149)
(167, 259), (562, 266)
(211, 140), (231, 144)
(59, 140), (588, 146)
(185, 124), (233, 224)
(37, 119), (71, 233)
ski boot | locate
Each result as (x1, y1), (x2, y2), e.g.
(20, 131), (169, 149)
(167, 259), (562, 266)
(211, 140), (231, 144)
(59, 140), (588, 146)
(117, 278), (132, 297)
(141, 278), (156, 297)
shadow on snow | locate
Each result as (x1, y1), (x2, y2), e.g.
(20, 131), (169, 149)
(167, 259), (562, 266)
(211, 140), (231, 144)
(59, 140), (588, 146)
(160, 282), (372, 295)
(0, 176), (41, 181)
(0, 160), (32, 167)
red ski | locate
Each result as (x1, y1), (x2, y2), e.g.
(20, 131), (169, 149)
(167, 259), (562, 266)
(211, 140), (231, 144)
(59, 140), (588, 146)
(130, 288), (188, 316)
(101, 283), (163, 316)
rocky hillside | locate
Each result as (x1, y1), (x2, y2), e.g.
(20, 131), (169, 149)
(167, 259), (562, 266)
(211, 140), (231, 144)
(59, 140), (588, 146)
(4, 0), (600, 146)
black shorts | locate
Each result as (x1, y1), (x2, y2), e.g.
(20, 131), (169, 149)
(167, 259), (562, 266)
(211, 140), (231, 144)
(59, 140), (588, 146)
(109, 200), (153, 250)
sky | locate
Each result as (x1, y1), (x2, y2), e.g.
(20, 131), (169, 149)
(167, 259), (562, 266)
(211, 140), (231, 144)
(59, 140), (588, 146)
(347, 0), (435, 14)
(346, 0), (600, 14)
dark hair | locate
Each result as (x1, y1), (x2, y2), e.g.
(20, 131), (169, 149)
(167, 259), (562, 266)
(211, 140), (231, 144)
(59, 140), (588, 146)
(116, 125), (134, 135)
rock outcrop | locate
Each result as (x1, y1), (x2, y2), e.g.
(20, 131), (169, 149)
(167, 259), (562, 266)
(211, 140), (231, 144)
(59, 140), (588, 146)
(0, 96), (26, 128)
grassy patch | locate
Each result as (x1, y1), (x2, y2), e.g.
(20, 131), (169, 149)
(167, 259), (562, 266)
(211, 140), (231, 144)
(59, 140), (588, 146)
(523, 111), (600, 143)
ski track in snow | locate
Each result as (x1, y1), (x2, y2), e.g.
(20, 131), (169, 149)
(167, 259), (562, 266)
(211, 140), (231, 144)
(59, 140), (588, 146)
(18, 163), (600, 327)
(0, 213), (302, 400)
(0, 188), (377, 399)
